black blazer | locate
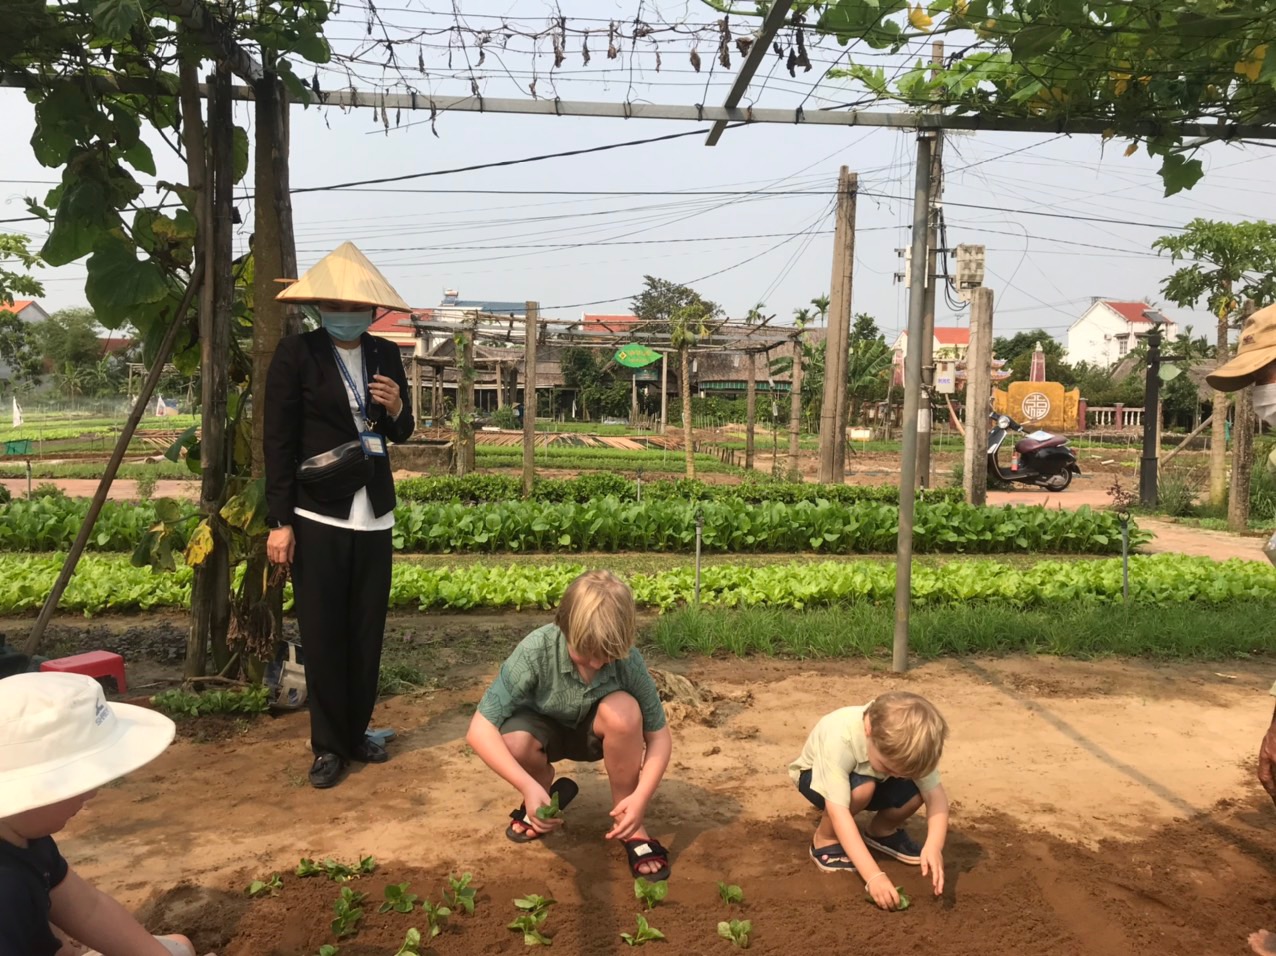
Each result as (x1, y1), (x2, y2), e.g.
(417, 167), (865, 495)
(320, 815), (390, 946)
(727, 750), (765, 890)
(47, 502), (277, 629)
(264, 329), (415, 525)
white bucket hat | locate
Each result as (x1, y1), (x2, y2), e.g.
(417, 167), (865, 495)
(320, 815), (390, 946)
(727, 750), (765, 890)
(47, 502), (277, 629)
(0, 672), (176, 818)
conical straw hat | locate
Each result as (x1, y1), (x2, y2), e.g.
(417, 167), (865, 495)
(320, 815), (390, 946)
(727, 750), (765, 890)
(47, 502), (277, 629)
(276, 241), (410, 310)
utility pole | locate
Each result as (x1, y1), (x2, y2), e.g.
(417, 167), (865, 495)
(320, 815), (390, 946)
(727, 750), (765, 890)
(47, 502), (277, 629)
(916, 40), (945, 489)
(818, 167), (857, 484)
(745, 350), (757, 470)
(963, 286), (993, 506)
(1139, 327), (1162, 507)
(892, 132), (935, 674)
(523, 302), (539, 496)
(659, 352), (668, 433)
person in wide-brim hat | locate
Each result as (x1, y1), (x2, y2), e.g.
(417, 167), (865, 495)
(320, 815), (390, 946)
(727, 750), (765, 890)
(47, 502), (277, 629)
(263, 242), (416, 790)
(1206, 303), (1276, 393)
(0, 672), (204, 956)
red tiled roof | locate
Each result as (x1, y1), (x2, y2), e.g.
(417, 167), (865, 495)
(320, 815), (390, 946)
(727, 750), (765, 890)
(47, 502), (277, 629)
(934, 327), (970, 345)
(1103, 301), (1160, 324)
(1, 299), (34, 314)
(584, 313), (640, 332)
(370, 307), (429, 336)
(98, 336), (133, 355)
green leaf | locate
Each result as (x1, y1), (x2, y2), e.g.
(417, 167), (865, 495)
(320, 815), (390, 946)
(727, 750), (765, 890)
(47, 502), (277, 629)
(84, 238), (168, 325)
(92, 0), (143, 38)
(232, 126), (250, 184)
(41, 180), (111, 266)
(1159, 153), (1205, 197)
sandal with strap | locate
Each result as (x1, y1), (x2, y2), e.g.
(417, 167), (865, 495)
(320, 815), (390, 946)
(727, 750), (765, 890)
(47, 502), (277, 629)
(505, 778), (579, 844)
(810, 841), (856, 872)
(623, 837), (671, 882)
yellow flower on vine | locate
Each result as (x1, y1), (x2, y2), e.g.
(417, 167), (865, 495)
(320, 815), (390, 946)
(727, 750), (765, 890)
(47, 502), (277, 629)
(908, 4), (934, 30)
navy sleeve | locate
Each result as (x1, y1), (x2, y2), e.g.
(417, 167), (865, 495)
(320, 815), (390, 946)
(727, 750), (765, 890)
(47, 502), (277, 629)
(0, 837), (67, 956)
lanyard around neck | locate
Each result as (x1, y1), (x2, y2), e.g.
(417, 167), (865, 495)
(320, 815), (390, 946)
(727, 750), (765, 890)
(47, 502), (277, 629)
(331, 342), (370, 428)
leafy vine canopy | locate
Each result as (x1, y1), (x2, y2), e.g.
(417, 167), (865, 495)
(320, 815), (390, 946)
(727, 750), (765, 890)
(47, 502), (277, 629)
(0, 0), (332, 363)
(709, 0), (1275, 195)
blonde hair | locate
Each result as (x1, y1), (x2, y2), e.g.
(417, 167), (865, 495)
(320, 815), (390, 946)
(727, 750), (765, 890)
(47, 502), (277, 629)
(866, 691), (948, 780)
(555, 570), (637, 662)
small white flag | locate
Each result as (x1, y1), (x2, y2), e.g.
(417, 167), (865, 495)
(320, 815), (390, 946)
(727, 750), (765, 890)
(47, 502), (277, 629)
(155, 394), (165, 416)
(11, 396), (22, 428)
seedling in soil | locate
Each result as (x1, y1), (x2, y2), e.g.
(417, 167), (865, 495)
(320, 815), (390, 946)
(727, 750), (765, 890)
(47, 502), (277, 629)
(317, 947), (339, 956)
(535, 791), (563, 821)
(717, 919), (751, 949)
(445, 872), (478, 915)
(298, 856), (378, 883)
(421, 900), (452, 939)
(633, 878), (668, 910)
(620, 914), (666, 946)
(507, 912), (552, 946)
(245, 874), (283, 898)
(380, 882), (419, 914)
(513, 893), (557, 915)
(875, 887), (909, 911)
(331, 887), (367, 938)
(716, 882), (745, 906)
(394, 928), (422, 956)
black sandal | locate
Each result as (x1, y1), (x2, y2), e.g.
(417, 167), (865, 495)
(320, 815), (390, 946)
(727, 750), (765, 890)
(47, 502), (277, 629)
(505, 778), (579, 843)
(623, 837), (671, 881)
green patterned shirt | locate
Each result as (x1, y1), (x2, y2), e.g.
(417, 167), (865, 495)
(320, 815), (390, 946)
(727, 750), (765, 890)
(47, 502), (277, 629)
(477, 623), (667, 732)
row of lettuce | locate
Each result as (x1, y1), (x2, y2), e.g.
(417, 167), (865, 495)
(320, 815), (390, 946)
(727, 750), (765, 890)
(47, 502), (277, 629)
(0, 553), (1269, 617)
(0, 495), (1138, 555)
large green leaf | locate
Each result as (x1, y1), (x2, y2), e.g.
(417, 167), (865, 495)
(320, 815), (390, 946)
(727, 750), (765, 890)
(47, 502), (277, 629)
(232, 126), (249, 184)
(41, 179), (111, 265)
(85, 238), (169, 325)
(92, 0), (143, 38)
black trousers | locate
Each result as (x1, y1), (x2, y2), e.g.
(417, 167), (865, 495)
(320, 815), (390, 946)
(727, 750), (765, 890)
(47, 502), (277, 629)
(291, 517), (393, 760)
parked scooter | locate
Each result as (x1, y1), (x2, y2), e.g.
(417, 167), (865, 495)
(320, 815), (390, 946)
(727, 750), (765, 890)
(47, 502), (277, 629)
(987, 412), (1081, 491)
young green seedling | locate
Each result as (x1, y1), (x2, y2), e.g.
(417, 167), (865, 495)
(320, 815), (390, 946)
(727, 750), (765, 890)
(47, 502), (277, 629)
(420, 899), (451, 939)
(619, 914), (666, 946)
(717, 919), (751, 949)
(716, 882), (745, 906)
(298, 856), (378, 883)
(864, 886), (911, 911)
(317, 947), (339, 956)
(380, 882), (418, 914)
(245, 873), (283, 898)
(534, 791), (562, 821)
(394, 928), (422, 956)
(513, 893), (557, 915)
(445, 872), (478, 915)
(507, 912), (551, 946)
(633, 878), (668, 911)
(330, 887), (367, 938)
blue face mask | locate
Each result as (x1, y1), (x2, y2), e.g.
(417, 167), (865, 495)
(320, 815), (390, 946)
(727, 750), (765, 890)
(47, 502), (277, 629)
(321, 310), (375, 342)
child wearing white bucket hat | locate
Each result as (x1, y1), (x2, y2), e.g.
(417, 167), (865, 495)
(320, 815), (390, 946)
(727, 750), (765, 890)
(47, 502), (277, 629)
(0, 672), (206, 956)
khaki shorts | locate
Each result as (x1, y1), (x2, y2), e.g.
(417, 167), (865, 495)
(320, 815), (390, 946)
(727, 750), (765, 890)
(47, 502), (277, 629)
(500, 705), (604, 763)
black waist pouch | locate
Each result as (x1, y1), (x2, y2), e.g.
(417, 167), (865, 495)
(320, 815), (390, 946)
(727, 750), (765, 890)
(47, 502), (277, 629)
(295, 440), (374, 502)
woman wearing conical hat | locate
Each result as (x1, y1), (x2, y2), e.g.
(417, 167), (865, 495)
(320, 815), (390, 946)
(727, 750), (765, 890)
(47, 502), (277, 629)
(263, 242), (415, 789)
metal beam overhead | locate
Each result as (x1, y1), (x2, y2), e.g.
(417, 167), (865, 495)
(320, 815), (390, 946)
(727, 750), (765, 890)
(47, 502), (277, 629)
(705, 0), (794, 147)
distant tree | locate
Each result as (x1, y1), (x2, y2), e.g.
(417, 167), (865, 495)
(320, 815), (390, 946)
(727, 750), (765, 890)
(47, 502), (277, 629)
(0, 234), (46, 390)
(810, 294), (830, 326)
(37, 307), (102, 370)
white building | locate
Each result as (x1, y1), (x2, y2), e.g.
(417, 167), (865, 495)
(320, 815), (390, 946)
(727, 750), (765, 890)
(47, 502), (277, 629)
(0, 299), (51, 383)
(1065, 299), (1179, 368)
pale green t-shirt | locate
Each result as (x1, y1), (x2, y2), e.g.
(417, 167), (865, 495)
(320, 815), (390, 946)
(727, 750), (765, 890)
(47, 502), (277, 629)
(788, 704), (942, 809)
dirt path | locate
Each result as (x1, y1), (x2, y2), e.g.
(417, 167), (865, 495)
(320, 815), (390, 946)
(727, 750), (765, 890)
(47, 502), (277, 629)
(64, 655), (1276, 955)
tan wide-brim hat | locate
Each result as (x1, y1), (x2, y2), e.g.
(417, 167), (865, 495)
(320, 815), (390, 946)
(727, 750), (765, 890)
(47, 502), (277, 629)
(1207, 303), (1276, 392)
(0, 672), (175, 818)
(276, 241), (410, 311)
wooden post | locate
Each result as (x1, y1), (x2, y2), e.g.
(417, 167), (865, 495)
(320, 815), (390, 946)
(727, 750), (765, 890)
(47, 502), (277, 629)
(819, 168), (856, 483)
(962, 287), (993, 506)
(523, 302), (539, 496)
(660, 352), (668, 433)
(411, 356), (421, 424)
(24, 268), (205, 657)
(460, 324), (476, 475)
(631, 370), (639, 425)
(745, 350), (757, 470)
(189, 65), (234, 678)
(788, 335), (803, 478)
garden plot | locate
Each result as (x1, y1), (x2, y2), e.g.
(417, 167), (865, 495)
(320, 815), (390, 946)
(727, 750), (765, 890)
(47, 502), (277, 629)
(58, 654), (1276, 956)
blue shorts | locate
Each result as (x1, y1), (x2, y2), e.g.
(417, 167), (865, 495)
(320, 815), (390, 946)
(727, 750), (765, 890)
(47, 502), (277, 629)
(796, 768), (920, 812)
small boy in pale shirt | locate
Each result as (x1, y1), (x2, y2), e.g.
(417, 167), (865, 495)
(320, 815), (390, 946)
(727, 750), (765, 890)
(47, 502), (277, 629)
(789, 691), (950, 911)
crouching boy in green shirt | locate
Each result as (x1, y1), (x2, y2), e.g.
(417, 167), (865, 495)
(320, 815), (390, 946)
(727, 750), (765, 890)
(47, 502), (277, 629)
(466, 570), (674, 880)
(789, 691), (950, 910)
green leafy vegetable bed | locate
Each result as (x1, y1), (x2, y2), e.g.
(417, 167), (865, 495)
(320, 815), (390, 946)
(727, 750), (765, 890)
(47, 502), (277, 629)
(0, 554), (1269, 618)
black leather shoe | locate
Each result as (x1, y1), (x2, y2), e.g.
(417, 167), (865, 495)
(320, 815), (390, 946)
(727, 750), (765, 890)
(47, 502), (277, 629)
(309, 753), (346, 789)
(352, 738), (390, 764)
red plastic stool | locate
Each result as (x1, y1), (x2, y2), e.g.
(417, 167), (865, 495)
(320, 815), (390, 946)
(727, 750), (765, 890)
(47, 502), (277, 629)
(40, 651), (128, 695)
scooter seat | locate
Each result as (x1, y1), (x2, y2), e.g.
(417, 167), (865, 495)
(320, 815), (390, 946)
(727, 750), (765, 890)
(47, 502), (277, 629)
(1016, 434), (1067, 454)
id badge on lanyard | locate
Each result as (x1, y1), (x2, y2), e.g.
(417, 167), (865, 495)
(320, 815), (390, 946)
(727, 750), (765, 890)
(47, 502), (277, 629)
(334, 344), (389, 458)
